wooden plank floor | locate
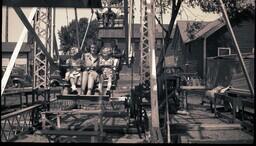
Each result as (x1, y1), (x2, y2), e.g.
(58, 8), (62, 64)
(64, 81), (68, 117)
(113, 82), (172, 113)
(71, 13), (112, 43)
(170, 93), (254, 144)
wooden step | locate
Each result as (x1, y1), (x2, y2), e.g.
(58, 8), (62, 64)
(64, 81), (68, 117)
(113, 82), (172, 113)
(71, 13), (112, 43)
(170, 123), (241, 132)
(187, 138), (253, 144)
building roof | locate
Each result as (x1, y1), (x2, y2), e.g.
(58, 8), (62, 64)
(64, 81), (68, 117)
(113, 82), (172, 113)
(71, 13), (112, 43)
(176, 18), (225, 43)
(98, 24), (173, 39)
(1, 42), (31, 53)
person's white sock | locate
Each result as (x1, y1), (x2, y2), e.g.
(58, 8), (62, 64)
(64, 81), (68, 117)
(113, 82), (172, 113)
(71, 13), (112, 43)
(71, 85), (77, 91)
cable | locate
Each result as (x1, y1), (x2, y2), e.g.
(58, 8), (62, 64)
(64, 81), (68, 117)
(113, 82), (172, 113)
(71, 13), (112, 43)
(65, 8), (69, 25)
(80, 9), (94, 51)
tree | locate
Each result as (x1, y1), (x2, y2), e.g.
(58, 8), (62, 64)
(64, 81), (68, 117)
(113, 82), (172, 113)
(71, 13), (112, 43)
(58, 18), (99, 54)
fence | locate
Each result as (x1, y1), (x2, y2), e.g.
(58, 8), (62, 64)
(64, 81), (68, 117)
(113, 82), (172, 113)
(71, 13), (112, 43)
(206, 54), (254, 90)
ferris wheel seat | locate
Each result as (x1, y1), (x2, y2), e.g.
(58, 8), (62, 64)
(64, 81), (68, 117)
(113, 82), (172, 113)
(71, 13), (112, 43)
(57, 94), (110, 101)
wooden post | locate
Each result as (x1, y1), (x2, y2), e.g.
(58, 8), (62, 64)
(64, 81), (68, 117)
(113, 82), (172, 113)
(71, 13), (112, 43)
(128, 0), (133, 65)
(219, 0), (254, 97)
(124, 0), (129, 64)
(147, 0), (163, 143)
(42, 113), (46, 129)
(203, 37), (207, 81)
(57, 113), (61, 128)
(20, 93), (23, 108)
(5, 6), (8, 42)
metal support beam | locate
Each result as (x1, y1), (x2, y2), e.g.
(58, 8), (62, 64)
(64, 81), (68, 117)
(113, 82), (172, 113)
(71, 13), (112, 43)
(219, 0), (254, 97)
(139, 0), (150, 83)
(1, 8), (37, 96)
(13, 7), (58, 71)
(33, 8), (51, 89)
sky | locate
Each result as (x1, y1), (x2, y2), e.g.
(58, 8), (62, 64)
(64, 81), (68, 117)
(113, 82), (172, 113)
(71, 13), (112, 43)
(2, 1), (221, 48)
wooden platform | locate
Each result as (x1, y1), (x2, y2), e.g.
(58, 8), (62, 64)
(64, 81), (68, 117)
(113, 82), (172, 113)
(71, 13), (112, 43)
(170, 94), (254, 144)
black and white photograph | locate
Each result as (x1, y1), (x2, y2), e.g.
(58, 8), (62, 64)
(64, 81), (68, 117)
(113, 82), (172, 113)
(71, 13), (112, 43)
(1, 0), (255, 143)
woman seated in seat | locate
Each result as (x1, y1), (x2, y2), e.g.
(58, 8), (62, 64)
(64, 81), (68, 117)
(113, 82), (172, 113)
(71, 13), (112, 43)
(64, 47), (81, 93)
(99, 47), (117, 95)
(81, 43), (100, 95)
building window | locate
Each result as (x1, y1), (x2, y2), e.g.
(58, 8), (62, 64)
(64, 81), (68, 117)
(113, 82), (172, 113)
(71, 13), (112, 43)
(218, 47), (231, 56)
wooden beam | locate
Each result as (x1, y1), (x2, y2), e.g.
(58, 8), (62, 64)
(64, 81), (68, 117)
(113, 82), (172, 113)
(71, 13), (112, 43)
(147, 0), (163, 143)
(3, 0), (102, 8)
(5, 6), (9, 42)
(127, 0), (133, 64)
(42, 109), (103, 115)
(37, 129), (102, 136)
(13, 7), (58, 71)
(78, 125), (140, 134)
(1, 103), (42, 120)
(124, 0), (129, 64)
(1, 8), (37, 96)
(203, 37), (206, 80)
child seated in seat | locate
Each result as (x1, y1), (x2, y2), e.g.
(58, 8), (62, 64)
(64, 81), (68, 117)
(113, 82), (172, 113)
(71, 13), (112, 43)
(64, 47), (81, 93)
(81, 43), (100, 95)
(99, 47), (117, 95)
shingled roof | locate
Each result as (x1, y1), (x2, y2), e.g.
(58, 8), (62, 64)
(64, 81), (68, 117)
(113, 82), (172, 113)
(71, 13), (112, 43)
(176, 18), (225, 43)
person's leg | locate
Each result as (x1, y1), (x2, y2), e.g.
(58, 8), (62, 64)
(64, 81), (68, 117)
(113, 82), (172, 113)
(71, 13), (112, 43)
(105, 74), (112, 95)
(81, 71), (89, 95)
(65, 71), (70, 81)
(70, 77), (77, 91)
(86, 71), (98, 95)
(69, 71), (78, 92)
(106, 77), (112, 91)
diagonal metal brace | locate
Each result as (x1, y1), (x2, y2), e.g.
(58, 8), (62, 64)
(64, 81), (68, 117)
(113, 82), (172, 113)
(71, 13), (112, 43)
(13, 7), (58, 71)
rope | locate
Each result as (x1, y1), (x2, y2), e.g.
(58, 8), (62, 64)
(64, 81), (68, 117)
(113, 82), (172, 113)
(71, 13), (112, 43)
(80, 9), (94, 51)
(66, 8), (69, 25)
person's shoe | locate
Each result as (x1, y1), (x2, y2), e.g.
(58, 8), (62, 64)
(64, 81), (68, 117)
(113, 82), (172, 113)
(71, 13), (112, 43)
(71, 85), (77, 91)
(71, 85), (78, 94)
(86, 90), (92, 96)
(106, 90), (111, 96)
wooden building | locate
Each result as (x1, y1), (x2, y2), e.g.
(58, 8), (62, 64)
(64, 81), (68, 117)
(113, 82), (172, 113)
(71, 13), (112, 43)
(167, 17), (254, 79)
